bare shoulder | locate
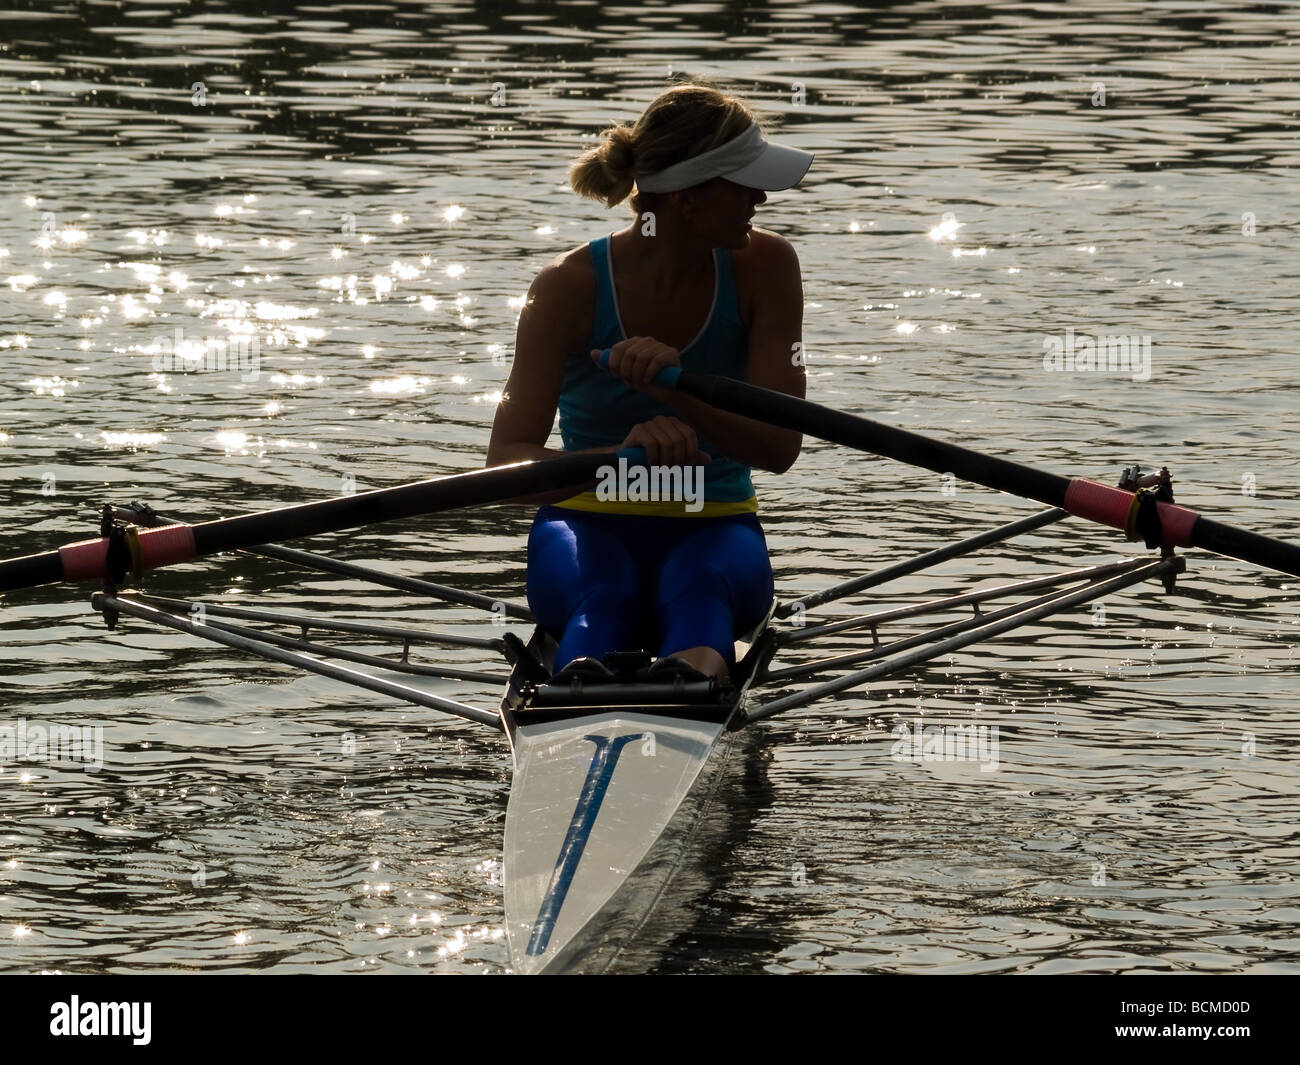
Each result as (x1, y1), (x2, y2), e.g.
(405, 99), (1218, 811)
(520, 242), (596, 351)
(528, 242), (596, 304)
(738, 227), (800, 267)
(731, 227), (802, 320)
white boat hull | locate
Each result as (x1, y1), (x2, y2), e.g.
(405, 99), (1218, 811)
(503, 709), (730, 974)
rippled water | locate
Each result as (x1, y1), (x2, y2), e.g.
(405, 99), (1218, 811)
(2, 0), (1298, 974)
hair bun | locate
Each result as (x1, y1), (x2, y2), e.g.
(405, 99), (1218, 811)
(603, 126), (636, 176)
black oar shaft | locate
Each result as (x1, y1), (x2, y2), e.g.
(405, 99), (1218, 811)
(3, 552), (63, 591)
(677, 371), (1070, 507)
(0, 452), (612, 592)
(189, 453), (602, 555)
(1192, 516), (1300, 578)
(674, 370), (1300, 579)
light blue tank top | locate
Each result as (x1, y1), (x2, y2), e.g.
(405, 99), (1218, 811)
(556, 234), (755, 507)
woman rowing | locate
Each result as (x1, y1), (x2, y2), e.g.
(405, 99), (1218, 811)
(488, 82), (811, 685)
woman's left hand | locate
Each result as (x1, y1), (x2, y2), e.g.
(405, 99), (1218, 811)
(591, 336), (680, 394)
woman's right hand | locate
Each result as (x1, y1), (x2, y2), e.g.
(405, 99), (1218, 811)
(620, 416), (713, 467)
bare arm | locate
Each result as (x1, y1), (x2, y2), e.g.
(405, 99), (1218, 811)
(487, 261), (584, 468)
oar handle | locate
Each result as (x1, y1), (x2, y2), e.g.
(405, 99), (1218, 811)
(596, 348), (682, 390)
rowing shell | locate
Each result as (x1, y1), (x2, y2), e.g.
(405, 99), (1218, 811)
(499, 628), (771, 974)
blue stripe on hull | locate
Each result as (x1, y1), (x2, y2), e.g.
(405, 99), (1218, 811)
(526, 732), (641, 958)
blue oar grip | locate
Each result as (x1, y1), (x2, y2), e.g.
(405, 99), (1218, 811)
(614, 446), (648, 464)
(595, 348), (682, 390)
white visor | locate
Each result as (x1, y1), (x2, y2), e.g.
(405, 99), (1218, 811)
(635, 123), (813, 194)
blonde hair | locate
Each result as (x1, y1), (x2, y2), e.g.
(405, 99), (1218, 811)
(570, 80), (758, 212)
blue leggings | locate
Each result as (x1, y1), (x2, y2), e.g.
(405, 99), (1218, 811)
(526, 506), (774, 670)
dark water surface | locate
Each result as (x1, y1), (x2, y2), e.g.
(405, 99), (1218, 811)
(1, 1), (1298, 973)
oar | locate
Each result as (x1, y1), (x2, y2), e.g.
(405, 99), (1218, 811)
(596, 351), (1300, 579)
(0, 451), (625, 593)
